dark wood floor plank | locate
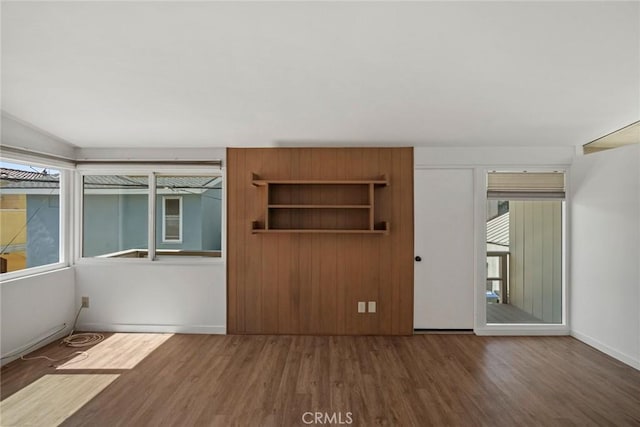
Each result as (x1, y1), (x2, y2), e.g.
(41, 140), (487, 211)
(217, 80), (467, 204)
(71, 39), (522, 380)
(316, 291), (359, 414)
(1, 334), (639, 426)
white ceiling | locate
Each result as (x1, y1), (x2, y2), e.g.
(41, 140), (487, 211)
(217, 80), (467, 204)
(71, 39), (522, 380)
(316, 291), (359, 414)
(1, 1), (639, 148)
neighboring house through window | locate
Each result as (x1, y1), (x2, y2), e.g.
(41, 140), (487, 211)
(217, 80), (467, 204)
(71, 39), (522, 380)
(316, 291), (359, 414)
(81, 171), (222, 260)
(0, 160), (65, 276)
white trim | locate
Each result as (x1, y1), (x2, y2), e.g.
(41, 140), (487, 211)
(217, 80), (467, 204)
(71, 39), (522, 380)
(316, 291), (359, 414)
(75, 253), (222, 266)
(561, 200), (569, 327)
(148, 173), (157, 260)
(0, 323), (71, 366)
(0, 263), (69, 283)
(220, 166), (227, 266)
(474, 168), (487, 328)
(0, 157), (70, 281)
(1, 113), (77, 164)
(0, 146), (76, 169)
(76, 164), (222, 173)
(562, 170), (571, 328)
(161, 195), (183, 243)
(59, 170), (69, 267)
(75, 147), (225, 163)
(76, 322), (226, 335)
(74, 170), (81, 264)
(571, 330), (640, 370)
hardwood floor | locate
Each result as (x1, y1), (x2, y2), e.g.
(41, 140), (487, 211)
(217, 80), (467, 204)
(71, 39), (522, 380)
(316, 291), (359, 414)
(1, 374), (120, 426)
(55, 333), (172, 370)
(1, 334), (639, 426)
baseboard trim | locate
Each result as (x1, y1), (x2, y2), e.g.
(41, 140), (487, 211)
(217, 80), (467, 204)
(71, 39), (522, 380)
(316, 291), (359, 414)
(0, 324), (71, 366)
(571, 330), (640, 371)
(76, 323), (226, 335)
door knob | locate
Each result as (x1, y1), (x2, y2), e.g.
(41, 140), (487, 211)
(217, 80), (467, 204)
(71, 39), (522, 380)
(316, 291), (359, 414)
(415, 256), (422, 262)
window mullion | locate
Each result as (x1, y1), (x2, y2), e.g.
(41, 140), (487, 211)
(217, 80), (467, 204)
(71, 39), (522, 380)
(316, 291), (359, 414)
(179, 197), (183, 242)
(149, 172), (157, 261)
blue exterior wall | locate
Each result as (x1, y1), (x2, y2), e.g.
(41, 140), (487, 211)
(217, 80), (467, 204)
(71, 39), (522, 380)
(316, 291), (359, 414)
(27, 191), (221, 259)
(83, 194), (147, 257)
(201, 189), (222, 251)
(121, 195), (149, 250)
(82, 191), (221, 256)
(26, 194), (60, 268)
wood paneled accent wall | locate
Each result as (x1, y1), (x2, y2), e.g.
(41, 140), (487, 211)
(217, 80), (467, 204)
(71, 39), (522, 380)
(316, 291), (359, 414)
(227, 148), (414, 335)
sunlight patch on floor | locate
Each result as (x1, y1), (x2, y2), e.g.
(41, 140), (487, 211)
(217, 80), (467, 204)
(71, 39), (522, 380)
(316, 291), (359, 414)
(0, 374), (119, 427)
(57, 333), (173, 370)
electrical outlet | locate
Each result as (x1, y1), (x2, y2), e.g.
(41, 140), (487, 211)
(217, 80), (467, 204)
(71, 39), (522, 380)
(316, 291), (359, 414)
(368, 301), (376, 313)
(81, 296), (90, 308)
(357, 301), (366, 313)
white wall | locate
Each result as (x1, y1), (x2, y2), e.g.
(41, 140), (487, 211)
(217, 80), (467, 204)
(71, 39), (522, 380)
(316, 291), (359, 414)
(1, 115), (77, 365)
(414, 146), (575, 168)
(75, 147), (226, 162)
(73, 147), (227, 334)
(74, 262), (226, 334)
(570, 144), (640, 369)
(0, 268), (75, 365)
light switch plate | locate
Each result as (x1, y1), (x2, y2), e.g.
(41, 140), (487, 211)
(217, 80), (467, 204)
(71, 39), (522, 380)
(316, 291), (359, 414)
(358, 301), (366, 313)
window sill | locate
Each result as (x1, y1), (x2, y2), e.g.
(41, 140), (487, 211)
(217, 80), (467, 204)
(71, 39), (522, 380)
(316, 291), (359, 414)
(0, 263), (70, 283)
(75, 257), (224, 266)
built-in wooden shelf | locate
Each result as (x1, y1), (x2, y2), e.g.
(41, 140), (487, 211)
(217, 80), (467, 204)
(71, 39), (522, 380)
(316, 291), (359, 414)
(268, 204), (371, 209)
(252, 221), (389, 234)
(252, 177), (389, 186)
(251, 174), (390, 234)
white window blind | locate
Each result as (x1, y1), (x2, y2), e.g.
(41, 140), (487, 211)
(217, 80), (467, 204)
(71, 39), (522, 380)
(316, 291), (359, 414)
(487, 172), (565, 199)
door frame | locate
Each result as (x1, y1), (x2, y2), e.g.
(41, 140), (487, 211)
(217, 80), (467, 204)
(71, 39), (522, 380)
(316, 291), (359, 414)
(473, 167), (570, 335)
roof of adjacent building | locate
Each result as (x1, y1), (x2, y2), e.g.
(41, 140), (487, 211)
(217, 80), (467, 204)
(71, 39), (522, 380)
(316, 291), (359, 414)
(0, 168), (60, 189)
(0, 168), (222, 190)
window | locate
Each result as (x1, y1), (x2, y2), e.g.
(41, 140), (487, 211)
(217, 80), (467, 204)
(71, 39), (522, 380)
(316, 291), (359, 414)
(162, 197), (182, 242)
(155, 175), (222, 257)
(81, 171), (222, 260)
(0, 160), (62, 274)
(486, 172), (565, 325)
(82, 175), (149, 258)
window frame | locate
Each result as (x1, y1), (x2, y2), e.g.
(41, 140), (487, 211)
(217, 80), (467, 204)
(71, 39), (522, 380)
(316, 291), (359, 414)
(474, 167), (570, 335)
(161, 195), (183, 243)
(75, 165), (224, 265)
(0, 157), (71, 281)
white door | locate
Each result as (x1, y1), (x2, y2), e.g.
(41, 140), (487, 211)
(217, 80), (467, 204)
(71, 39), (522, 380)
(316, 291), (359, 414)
(414, 169), (475, 329)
